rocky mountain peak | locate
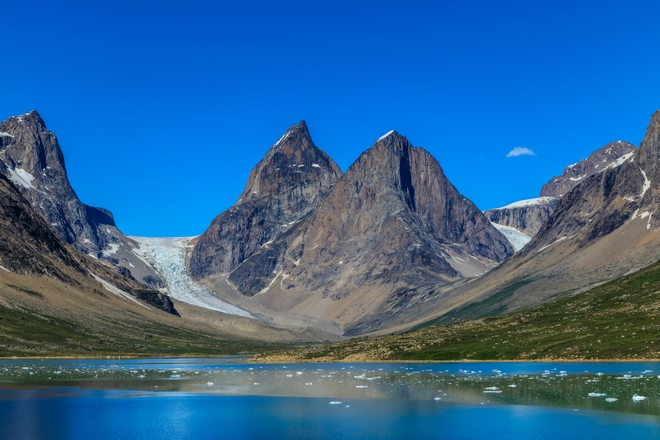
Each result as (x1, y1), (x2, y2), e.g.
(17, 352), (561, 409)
(189, 121), (342, 278)
(238, 120), (341, 203)
(223, 131), (513, 334)
(540, 140), (637, 198)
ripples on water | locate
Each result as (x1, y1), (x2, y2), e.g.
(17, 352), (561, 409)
(0, 359), (659, 439)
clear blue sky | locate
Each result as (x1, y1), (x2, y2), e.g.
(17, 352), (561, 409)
(2, 1), (660, 236)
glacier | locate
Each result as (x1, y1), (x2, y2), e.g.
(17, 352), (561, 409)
(490, 222), (532, 252)
(130, 236), (254, 318)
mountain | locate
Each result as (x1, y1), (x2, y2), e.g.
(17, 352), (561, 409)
(0, 111), (165, 288)
(540, 140), (636, 197)
(189, 121), (342, 279)
(406, 108), (660, 326)
(215, 130), (513, 335)
(0, 166), (339, 356)
(0, 170), (176, 314)
(485, 141), (637, 252)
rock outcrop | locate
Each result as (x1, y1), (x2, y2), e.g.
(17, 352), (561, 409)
(223, 130), (513, 334)
(189, 121), (342, 279)
(540, 140), (636, 197)
(0, 111), (164, 288)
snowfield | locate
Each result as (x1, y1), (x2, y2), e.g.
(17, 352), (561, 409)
(130, 236), (254, 318)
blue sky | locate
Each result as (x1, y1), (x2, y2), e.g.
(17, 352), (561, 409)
(2, 1), (660, 236)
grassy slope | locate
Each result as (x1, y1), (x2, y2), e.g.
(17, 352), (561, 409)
(0, 288), (287, 358)
(262, 259), (660, 362)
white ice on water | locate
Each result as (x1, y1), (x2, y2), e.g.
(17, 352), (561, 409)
(130, 236), (254, 318)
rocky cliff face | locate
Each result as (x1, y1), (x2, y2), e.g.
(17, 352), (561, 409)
(540, 140), (636, 197)
(0, 171), (177, 314)
(0, 111), (164, 288)
(189, 121), (342, 279)
(484, 197), (560, 237)
(224, 131), (513, 334)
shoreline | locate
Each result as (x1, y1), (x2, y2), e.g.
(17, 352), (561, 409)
(1, 354), (659, 363)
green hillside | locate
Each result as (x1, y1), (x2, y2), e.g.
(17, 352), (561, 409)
(266, 259), (660, 362)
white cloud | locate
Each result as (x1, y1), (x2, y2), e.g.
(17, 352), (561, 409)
(506, 147), (536, 158)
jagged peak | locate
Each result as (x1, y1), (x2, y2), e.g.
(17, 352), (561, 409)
(5, 110), (45, 128)
(271, 119), (311, 150)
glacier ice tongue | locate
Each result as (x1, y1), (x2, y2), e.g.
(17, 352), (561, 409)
(130, 236), (254, 319)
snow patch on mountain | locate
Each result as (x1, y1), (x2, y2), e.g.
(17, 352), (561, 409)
(494, 197), (557, 210)
(4, 165), (36, 190)
(130, 236), (254, 318)
(377, 130), (394, 141)
(490, 222), (531, 252)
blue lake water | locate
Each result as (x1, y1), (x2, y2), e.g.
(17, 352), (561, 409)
(0, 359), (659, 439)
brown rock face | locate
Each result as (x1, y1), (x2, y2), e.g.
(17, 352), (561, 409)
(189, 121), (342, 278)
(0, 111), (165, 288)
(484, 197), (560, 237)
(226, 131), (513, 333)
(540, 140), (636, 197)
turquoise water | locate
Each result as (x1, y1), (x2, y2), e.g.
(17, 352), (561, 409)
(0, 359), (659, 439)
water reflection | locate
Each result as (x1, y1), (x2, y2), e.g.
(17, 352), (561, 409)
(0, 360), (658, 416)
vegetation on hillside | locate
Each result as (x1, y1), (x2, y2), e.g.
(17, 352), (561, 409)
(258, 259), (660, 362)
(0, 302), (287, 358)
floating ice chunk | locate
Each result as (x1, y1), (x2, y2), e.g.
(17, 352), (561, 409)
(329, 401), (342, 405)
(605, 398), (618, 402)
(434, 397), (442, 401)
(588, 393), (606, 397)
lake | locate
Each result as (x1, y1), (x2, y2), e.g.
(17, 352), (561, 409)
(0, 358), (659, 439)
